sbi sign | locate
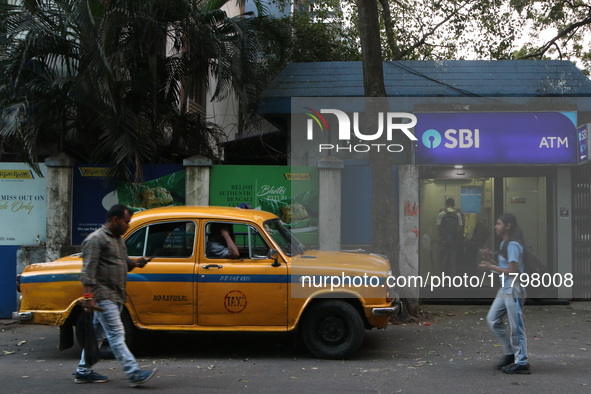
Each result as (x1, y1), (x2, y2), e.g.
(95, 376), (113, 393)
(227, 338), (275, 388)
(415, 112), (577, 165)
(422, 129), (480, 149)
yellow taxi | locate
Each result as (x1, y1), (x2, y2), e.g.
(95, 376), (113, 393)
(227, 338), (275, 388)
(14, 206), (400, 359)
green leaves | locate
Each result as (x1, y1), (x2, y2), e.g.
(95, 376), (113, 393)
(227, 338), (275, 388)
(508, 0), (591, 75)
(0, 0), (283, 181)
(286, 0), (588, 72)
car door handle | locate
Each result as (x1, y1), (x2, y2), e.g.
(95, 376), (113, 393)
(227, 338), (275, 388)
(202, 264), (223, 269)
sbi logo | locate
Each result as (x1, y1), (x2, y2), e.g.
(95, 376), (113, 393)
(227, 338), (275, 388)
(422, 129), (442, 148)
(422, 129), (480, 149)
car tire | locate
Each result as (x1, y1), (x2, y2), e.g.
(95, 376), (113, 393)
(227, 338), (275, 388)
(302, 300), (365, 359)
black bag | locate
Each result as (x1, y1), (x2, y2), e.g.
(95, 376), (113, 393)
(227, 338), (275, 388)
(440, 210), (460, 243)
(523, 246), (545, 275)
(76, 312), (100, 366)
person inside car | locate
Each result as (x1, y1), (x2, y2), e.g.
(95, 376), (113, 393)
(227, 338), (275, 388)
(206, 223), (240, 259)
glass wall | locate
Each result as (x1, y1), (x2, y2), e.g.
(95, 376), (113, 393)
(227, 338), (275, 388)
(419, 176), (548, 295)
(503, 177), (548, 271)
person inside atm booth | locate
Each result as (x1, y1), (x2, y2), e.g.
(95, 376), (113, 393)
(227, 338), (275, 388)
(436, 198), (463, 275)
(206, 223), (240, 259)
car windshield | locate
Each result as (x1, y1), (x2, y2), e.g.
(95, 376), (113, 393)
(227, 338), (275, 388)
(263, 219), (306, 257)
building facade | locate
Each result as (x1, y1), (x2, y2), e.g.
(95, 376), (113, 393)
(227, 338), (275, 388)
(261, 60), (591, 300)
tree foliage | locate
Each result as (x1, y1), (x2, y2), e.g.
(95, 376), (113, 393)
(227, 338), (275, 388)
(289, 6), (361, 63)
(272, 0), (590, 73)
(258, 0), (361, 77)
(0, 0), (284, 180)
(373, 0), (524, 61)
(512, 0), (591, 75)
(278, 0), (527, 62)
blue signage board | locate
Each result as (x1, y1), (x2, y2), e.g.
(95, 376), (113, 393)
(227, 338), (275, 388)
(415, 112), (577, 165)
(0, 246), (19, 318)
(578, 124), (589, 163)
(460, 186), (481, 214)
(72, 164), (185, 245)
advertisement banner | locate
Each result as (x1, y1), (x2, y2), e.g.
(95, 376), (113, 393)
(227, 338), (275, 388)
(210, 165), (319, 245)
(0, 163), (47, 245)
(72, 164), (185, 245)
(0, 163), (46, 318)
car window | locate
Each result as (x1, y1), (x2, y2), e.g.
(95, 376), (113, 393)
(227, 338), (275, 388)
(205, 222), (270, 259)
(245, 226), (270, 258)
(125, 227), (147, 257)
(263, 219), (305, 256)
(143, 221), (196, 258)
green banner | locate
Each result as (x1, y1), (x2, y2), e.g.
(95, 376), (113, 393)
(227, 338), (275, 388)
(210, 166), (319, 245)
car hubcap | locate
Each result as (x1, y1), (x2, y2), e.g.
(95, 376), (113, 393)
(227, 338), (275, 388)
(319, 316), (347, 344)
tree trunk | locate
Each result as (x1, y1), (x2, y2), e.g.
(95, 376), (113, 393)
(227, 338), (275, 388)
(356, 0), (386, 98)
(377, 0), (400, 59)
(356, 0), (419, 319)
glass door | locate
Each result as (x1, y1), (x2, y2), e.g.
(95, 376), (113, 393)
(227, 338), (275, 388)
(419, 175), (551, 298)
(419, 178), (496, 295)
(502, 177), (547, 269)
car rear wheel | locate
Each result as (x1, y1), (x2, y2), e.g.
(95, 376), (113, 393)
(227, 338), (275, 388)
(302, 300), (365, 359)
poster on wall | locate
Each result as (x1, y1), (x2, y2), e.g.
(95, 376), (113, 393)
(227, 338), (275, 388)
(210, 166), (319, 245)
(460, 186), (482, 214)
(72, 164), (185, 245)
(0, 163), (47, 245)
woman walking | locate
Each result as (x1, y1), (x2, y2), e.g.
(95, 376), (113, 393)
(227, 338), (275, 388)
(479, 213), (530, 374)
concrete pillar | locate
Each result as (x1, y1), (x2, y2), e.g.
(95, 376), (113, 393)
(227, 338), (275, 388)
(45, 153), (75, 261)
(556, 168), (572, 299)
(398, 165), (420, 300)
(183, 156), (212, 206)
(317, 156), (344, 251)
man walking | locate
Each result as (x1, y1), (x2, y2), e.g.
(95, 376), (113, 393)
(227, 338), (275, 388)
(75, 204), (157, 387)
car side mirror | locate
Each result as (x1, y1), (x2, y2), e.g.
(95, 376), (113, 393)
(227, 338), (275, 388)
(268, 249), (280, 267)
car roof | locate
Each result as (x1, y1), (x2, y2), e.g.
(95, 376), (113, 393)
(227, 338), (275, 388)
(130, 206), (279, 225)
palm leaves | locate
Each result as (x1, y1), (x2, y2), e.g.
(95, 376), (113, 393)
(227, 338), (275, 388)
(0, 0), (281, 181)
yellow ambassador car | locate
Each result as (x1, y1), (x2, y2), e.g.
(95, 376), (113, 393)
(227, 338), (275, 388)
(14, 206), (401, 359)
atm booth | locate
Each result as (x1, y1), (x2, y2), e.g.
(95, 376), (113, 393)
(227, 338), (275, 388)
(414, 111), (587, 300)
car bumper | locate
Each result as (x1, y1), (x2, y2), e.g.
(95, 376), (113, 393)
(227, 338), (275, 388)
(371, 301), (402, 316)
(12, 311), (32, 322)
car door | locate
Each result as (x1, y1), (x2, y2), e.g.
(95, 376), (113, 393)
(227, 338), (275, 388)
(197, 220), (288, 327)
(125, 220), (197, 326)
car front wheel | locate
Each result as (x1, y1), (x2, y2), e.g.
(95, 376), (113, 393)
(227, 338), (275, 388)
(302, 300), (365, 359)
